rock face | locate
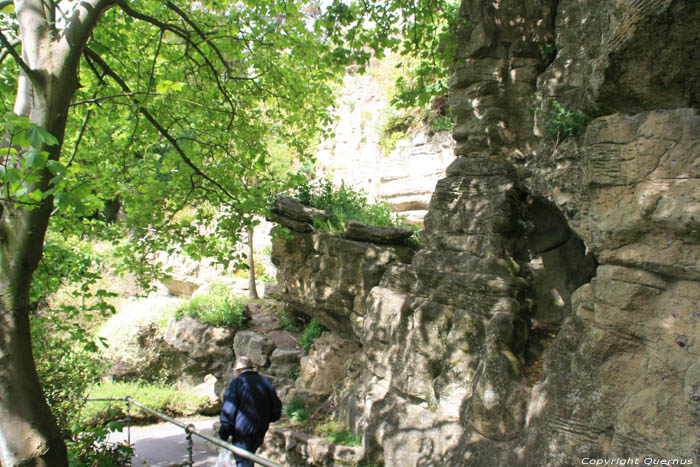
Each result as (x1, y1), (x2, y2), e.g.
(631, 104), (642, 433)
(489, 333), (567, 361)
(272, 229), (415, 339)
(316, 62), (456, 224)
(271, 0), (699, 465)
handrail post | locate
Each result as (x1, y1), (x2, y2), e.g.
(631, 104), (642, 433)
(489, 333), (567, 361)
(185, 424), (195, 466)
(125, 397), (131, 448)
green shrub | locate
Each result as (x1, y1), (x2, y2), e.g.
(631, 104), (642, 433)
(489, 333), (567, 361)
(293, 179), (414, 234)
(277, 309), (305, 333)
(536, 98), (589, 142)
(429, 114), (453, 132)
(299, 318), (325, 353)
(283, 399), (309, 425)
(378, 107), (414, 156)
(286, 365), (301, 381)
(175, 282), (249, 328)
(32, 311), (106, 429)
(67, 421), (133, 467)
(316, 419), (362, 446)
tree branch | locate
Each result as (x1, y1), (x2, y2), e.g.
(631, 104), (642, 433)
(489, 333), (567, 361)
(0, 37), (20, 65)
(164, 2), (231, 74)
(66, 105), (93, 168)
(70, 92), (163, 106)
(0, 30), (36, 79)
(115, 0), (237, 126)
(83, 48), (240, 206)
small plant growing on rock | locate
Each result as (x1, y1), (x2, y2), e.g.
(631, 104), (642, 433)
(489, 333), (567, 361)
(536, 97), (590, 142)
(292, 179), (414, 233)
(299, 318), (325, 353)
(286, 365), (301, 381)
(283, 399), (309, 425)
(316, 418), (362, 446)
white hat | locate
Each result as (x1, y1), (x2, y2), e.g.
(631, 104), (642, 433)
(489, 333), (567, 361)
(234, 356), (253, 371)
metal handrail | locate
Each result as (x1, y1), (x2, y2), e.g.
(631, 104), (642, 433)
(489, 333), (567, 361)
(86, 396), (279, 467)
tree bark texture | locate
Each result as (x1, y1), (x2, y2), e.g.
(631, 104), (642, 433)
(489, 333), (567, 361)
(248, 227), (259, 300)
(0, 1), (114, 465)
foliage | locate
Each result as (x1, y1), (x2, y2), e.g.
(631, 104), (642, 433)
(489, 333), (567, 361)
(277, 309), (305, 333)
(286, 365), (301, 381)
(30, 232), (121, 429)
(299, 318), (326, 353)
(315, 419), (362, 446)
(32, 312), (107, 430)
(293, 179), (413, 234)
(377, 107), (414, 156)
(234, 257), (273, 283)
(429, 114), (454, 132)
(66, 421), (133, 467)
(536, 98), (590, 142)
(0, 112), (61, 208)
(175, 282), (249, 328)
(321, 0), (464, 109)
(81, 381), (210, 426)
(283, 399), (309, 425)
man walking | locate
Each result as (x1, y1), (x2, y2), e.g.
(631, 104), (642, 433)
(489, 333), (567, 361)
(219, 356), (282, 467)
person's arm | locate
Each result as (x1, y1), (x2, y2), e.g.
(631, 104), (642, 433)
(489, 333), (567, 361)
(219, 379), (238, 439)
(267, 380), (282, 423)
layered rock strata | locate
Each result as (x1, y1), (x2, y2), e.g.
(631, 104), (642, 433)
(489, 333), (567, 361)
(271, 0), (699, 465)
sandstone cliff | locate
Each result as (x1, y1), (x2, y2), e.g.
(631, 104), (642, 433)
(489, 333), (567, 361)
(272, 1), (699, 465)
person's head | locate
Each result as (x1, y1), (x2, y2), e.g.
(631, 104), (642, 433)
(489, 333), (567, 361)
(234, 355), (253, 375)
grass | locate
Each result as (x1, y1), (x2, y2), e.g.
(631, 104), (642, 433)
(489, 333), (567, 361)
(293, 179), (415, 234)
(174, 281), (249, 328)
(315, 419), (362, 446)
(80, 381), (210, 426)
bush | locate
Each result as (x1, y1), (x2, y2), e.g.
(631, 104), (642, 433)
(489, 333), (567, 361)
(293, 179), (414, 234)
(277, 309), (305, 333)
(175, 282), (249, 328)
(299, 318), (325, 353)
(429, 114), (453, 132)
(316, 419), (362, 446)
(32, 311), (106, 429)
(66, 422), (133, 467)
(283, 399), (309, 425)
(536, 98), (589, 142)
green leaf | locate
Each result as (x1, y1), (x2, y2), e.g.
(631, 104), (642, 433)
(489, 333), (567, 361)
(46, 160), (66, 175)
(23, 150), (49, 169)
(26, 126), (58, 147)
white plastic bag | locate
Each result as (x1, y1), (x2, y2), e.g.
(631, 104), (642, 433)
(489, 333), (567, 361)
(216, 448), (234, 467)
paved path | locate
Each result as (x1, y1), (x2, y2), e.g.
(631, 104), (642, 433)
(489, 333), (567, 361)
(110, 417), (221, 466)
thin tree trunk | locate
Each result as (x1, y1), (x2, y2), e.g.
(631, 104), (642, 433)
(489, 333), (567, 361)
(248, 226), (259, 300)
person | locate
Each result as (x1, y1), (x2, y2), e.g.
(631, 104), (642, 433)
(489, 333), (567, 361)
(219, 355), (282, 467)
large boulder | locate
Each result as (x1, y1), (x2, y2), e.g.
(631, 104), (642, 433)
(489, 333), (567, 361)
(164, 316), (235, 377)
(233, 331), (275, 367)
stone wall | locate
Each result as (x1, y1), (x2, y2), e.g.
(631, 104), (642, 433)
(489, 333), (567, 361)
(271, 0), (699, 465)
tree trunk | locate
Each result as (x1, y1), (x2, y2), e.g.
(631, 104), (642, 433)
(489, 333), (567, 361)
(0, 103), (71, 467)
(247, 227), (259, 300)
(0, 271), (68, 467)
(0, 1), (113, 464)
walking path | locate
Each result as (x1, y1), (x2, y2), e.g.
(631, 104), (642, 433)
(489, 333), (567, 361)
(110, 417), (220, 466)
